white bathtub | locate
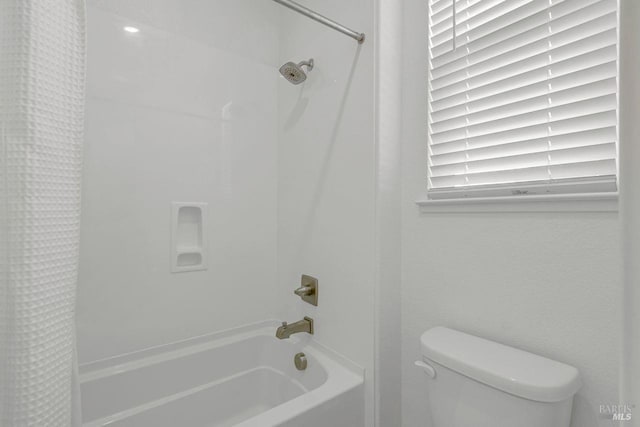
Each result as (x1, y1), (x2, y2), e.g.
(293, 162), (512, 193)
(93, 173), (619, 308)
(79, 321), (364, 427)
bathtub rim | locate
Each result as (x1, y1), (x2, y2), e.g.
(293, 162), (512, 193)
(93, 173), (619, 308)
(79, 319), (364, 427)
(79, 319), (363, 379)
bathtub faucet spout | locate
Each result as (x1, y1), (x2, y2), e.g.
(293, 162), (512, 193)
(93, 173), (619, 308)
(276, 317), (314, 339)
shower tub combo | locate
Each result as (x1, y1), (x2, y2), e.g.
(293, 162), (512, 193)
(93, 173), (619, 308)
(79, 321), (364, 427)
(80, 2), (367, 426)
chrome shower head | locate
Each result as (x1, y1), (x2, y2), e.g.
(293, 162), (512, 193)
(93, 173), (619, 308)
(279, 58), (314, 85)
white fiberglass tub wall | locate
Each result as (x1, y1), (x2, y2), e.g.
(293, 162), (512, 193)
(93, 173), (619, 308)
(79, 1), (372, 425)
(79, 322), (363, 427)
(276, 0), (376, 425)
(78, 1), (280, 362)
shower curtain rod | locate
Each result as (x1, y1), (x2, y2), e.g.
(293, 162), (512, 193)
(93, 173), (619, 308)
(272, 0), (365, 44)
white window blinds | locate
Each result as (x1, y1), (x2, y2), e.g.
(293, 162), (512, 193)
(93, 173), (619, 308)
(427, 0), (618, 199)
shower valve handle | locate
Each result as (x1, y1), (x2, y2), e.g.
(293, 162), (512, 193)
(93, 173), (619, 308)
(294, 286), (313, 297)
(293, 275), (318, 306)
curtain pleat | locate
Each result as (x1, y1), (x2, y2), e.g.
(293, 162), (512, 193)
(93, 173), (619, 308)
(0, 1), (86, 425)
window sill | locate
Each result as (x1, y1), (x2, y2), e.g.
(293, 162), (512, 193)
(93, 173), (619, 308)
(416, 192), (619, 213)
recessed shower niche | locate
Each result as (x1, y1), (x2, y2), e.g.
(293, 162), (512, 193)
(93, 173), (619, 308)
(171, 202), (208, 273)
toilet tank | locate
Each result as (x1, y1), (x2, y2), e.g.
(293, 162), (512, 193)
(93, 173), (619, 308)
(418, 327), (581, 427)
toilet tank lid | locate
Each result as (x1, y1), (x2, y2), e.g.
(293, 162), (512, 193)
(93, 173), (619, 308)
(420, 327), (581, 403)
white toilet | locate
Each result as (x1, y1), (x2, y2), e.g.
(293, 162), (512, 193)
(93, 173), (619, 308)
(417, 327), (582, 427)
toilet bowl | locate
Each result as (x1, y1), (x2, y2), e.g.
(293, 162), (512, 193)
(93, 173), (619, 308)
(417, 327), (581, 427)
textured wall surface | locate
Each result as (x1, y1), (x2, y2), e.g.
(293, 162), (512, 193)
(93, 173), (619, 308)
(375, 0), (403, 424)
(620, 0), (640, 414)
(400, 0), (622, 426)
(400, 213), (621, 427)
(0, 1), (86, 425)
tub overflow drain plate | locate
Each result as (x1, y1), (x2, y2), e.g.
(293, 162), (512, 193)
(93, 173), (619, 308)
(294, 352), (307, 371)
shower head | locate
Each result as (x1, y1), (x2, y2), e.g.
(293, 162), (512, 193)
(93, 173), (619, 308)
(279, 58), (314, 85)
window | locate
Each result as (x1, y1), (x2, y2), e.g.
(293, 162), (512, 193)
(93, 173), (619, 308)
(427, 0), (618, 200)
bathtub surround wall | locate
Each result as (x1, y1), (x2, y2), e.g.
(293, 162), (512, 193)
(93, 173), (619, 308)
(276, 0), (376, 425)
(400, 1), (622, 427)
(79, 1), (378, 424)
(0, 1), (86, 424)
(78, 0), (280, 362)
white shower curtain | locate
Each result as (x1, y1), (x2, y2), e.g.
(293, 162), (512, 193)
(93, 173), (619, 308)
(0, 0), (86, 425)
